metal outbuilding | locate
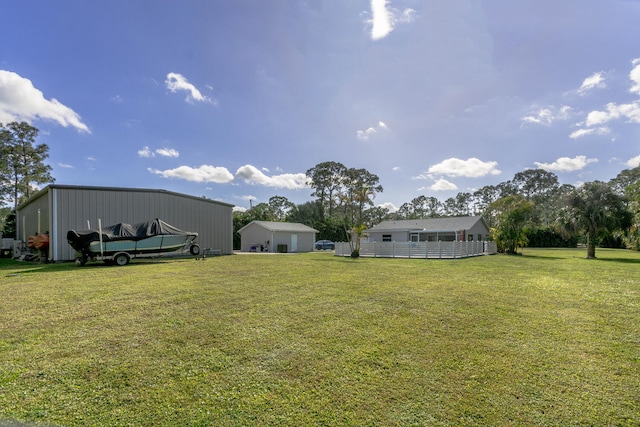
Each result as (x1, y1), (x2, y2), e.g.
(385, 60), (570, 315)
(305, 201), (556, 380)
(238, 221), (318, 253)
(16, 185), (234, 262)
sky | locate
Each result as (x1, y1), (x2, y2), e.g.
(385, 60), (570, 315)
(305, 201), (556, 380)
(1, 0), (640, 212)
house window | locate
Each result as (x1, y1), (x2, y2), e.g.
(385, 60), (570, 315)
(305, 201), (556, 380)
(410, 234), (419, 242)
(478, 234), (483, 241)
(383, 234), (392, 242)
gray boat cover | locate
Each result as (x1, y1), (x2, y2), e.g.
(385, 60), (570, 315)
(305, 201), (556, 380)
(67, 219), (197, 251)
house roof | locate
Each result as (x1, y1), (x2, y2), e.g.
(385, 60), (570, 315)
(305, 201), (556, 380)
(238, 221), (319, 234)
(366, 216), (488, 233)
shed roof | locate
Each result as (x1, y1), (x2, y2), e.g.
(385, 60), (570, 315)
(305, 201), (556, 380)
(18, 184), (235, 209)
(366, 216), (488, 233)
(238, 221), (319, 234)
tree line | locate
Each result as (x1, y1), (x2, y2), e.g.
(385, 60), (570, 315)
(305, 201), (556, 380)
(234, 161), (639, 258)
(0, 123), (637, 259)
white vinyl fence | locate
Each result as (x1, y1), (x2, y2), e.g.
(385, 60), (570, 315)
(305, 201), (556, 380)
(334, 240), (497, 259)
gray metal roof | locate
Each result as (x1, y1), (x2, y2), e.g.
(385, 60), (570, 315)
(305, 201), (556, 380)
(18, 184), (235, 209)
(366, 216), (487, 232)
(239, 221), (319, 234)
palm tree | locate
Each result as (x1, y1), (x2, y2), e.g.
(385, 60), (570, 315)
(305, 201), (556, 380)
(560, 182), (632, 258)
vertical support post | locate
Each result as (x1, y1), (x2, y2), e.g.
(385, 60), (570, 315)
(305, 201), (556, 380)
(98, 219), (104, 258)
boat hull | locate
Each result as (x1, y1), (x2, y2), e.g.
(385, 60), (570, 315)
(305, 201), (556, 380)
(67, 218), (199, 265)
(88, 234), (197, 255)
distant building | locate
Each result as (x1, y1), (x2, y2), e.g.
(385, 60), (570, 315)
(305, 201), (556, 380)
(332, 216), (495, 259)
(365, 216), (490, 243)
(17, 185), (234, 262)
(238, 221), (318, 253)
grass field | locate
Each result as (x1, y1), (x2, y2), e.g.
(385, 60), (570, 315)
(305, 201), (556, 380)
(0, 248), (638, 426)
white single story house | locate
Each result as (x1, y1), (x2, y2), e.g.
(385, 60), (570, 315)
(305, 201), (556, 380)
(365, 216), (490, 243)
(238, 221), (318, 253)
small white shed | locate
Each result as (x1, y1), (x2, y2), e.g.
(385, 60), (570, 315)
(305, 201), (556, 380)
(238, 221), (318, 253)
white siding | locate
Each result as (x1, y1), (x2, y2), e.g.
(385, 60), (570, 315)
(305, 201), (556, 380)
(238, 222), (316, 253)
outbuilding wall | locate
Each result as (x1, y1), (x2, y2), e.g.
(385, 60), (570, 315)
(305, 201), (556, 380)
(238, 222), (316, 253)
(17, 185), (234, 261)
(238, 223), (272, 252)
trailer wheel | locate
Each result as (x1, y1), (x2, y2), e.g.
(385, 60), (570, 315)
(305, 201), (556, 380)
(190, 244), (201, 256)
(113, 252), (130, 266)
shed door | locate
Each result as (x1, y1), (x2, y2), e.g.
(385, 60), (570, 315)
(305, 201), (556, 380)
(291, 234), (298, 252)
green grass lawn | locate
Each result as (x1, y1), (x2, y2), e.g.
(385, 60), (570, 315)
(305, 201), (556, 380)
(0, 248), (638, 426)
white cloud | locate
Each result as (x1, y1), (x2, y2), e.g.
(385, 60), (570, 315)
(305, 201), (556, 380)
(533, 155), (598, 172)
(617, 103), (640, 123)
(522, 105), (571, 126)
(155, 147), (180, 158)
(522, 108), (553, 125)
(430, 178), (458, 191)
(578, 71), (606, 94)
(356, 120), (389, 140)
(367, 0), (416, 40)
(165, 72), (213, 104)
(569, 127), (610, 139)
(427, 157), (501, 178)
(138, 146), (180, 157)
(233, 206), (247, 213)
(58, 163), (74, 169)
(584, 109), (611, 126)
(585, 102), (640, 126)
(0, 70), (90, 132)
(369, 0), (393, 40)
(138, 146), (154, 157)
(377, 202), (398, 212)
(626, 154), (640, 168)
(357, 127), (377, 140)
(148, 164), (234, 183)
(235, 164), (309, 189)
(630, 58), (640, 95)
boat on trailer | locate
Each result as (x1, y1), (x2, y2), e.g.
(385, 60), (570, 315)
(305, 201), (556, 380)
(67, 218), (199, 266)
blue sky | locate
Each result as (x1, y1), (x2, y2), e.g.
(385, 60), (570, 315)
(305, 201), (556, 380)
(2, 0), (640, 212)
